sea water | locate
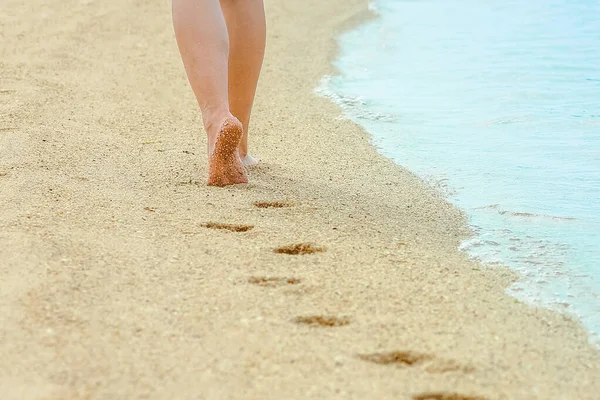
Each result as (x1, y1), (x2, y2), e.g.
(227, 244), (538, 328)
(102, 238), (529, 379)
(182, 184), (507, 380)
(318, 0), (600, 340)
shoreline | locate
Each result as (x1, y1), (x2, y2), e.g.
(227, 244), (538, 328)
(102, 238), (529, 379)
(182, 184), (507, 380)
(324, 1), (600, 344)
(1, 0), (599, 399)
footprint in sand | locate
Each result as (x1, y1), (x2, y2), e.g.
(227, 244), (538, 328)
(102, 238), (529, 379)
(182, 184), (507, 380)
(253, 200), (295, 208)
(248, 276), (302, 287)
(201, 222), (254, 232)
(175, 179), (202, 186)
(273, 243), (325, 255)
(293, 315), (351, 327)
(358, 351), (473, 374)
(413, 393), (488, 400)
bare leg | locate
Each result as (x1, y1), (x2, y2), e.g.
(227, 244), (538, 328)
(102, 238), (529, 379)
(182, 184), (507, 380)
(220, 0), (266, 167)
(172, 0), (247, 186)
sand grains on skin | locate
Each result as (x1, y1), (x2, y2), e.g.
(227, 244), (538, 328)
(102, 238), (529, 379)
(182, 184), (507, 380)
(208, 117), (248, 187)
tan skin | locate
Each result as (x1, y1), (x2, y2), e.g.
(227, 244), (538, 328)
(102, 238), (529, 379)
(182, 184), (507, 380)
(172, 0), (266, 186)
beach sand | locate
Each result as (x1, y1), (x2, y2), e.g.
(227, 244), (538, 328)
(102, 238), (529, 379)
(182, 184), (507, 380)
(1, 0), (599, 399)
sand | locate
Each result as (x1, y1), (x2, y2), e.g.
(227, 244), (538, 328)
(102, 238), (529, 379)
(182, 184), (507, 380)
(1, 0), (599, 399)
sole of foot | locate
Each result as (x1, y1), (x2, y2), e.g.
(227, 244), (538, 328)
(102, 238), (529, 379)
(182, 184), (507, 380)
(208, 117), (248, 187)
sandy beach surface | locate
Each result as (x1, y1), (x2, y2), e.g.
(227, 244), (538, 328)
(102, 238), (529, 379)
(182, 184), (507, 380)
(1, 0), (599, 399)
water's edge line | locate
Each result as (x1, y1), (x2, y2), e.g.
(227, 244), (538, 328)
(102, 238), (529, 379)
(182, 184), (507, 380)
(315, 0), (598, 347)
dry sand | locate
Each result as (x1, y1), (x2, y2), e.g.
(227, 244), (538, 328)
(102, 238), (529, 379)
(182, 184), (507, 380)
(1, 0), (599, 399)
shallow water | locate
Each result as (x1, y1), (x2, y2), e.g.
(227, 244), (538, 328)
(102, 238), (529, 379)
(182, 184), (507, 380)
(319, 0), (600, 340)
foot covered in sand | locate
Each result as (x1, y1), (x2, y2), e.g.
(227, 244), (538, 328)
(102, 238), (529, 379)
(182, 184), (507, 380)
(240, 154), (260, 167)
(207, 117), (248, 187)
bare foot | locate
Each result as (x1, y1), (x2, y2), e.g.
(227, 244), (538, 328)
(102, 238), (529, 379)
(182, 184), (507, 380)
(207, 117), (248, 187)
(241, 154), (261, 167)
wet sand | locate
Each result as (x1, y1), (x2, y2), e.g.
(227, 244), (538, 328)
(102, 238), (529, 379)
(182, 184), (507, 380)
(1, 0), (599, 399)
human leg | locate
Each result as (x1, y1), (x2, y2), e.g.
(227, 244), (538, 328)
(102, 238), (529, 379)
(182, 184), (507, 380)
(219, 0), (266, 166)
(172, 0), (247, 186)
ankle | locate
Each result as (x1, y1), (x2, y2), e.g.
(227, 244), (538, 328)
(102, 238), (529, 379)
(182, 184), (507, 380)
(202, 108), (231, 139)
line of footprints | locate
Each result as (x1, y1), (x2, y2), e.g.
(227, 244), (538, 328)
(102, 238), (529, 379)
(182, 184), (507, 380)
(201, 200), (487, 400)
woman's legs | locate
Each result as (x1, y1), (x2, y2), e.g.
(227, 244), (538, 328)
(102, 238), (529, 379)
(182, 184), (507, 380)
(172, 0), (247, 186)
(220, 0), (266, 166)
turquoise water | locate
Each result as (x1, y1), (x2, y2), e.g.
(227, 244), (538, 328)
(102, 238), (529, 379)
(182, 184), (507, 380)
(318, 0), (600, 339)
